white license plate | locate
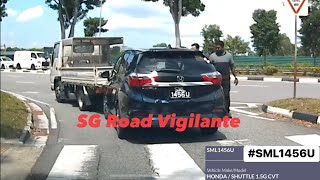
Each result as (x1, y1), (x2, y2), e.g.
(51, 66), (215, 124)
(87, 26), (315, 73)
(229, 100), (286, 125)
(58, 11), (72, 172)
(170, 87), (191, 99)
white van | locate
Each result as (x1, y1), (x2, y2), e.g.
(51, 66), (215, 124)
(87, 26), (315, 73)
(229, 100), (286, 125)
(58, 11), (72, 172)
(13, 51), (50, 70)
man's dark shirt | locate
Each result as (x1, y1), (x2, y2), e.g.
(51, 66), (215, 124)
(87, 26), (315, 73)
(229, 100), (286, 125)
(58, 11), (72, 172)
(208, 51), (234, 80)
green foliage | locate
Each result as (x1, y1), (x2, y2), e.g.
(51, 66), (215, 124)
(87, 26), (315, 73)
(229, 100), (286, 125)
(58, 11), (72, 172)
(0, 0), (8, 22)
(143, 0), (205, 17)
(143, 0), (205, 47)
(274, 33), (294, 56)
(45, 0), (105, 38)
(83, 17), (108, 37)
(249, 9), (281, 63)
(299, 1), (320, 61)
(3, 47), (43, 51)
(224, 35), (250, 56)
(153, 43), (168, 47)
(263, 66), (278, 75)
(201, 24), (223, 54)
(297, 46), (310, 56)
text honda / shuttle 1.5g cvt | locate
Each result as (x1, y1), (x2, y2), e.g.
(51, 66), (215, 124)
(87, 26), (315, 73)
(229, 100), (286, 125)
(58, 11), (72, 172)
(103, 48), (227, 139)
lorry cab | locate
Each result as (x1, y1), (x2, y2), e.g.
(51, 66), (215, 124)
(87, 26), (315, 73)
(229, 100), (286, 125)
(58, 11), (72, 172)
(13, 51), (49, 70)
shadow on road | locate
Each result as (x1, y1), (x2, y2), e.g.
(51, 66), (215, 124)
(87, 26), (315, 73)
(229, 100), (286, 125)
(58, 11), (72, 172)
(124, 128), (227, 144)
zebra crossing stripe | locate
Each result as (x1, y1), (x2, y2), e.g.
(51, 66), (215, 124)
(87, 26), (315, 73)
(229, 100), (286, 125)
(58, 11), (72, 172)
(47, 145), (99, 180)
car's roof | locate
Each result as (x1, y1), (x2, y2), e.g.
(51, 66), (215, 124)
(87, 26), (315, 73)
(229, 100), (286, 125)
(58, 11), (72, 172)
(132, 47), (196, 53)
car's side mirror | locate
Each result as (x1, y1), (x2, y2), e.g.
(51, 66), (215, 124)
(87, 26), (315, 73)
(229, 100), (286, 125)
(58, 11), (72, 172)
(100, 71), (110, 80)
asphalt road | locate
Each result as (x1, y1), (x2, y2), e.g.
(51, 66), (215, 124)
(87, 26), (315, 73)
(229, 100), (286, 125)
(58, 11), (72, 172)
(1, 72), (320, 180)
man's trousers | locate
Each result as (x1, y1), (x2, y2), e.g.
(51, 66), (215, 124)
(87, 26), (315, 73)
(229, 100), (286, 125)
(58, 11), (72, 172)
(221, 79), (231, 113)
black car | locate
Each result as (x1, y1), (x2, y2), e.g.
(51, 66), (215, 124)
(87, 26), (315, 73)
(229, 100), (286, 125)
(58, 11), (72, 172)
(103, 48), (226, 139)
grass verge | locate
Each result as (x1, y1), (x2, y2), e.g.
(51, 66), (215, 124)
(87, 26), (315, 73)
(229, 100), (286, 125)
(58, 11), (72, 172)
(0, 91), (29, 138)
(268, 98), (320, 116)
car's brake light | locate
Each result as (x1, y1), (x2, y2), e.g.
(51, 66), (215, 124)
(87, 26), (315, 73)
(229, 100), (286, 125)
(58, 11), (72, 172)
(128, 74), (156, 87)
(201, 72), (222, 85)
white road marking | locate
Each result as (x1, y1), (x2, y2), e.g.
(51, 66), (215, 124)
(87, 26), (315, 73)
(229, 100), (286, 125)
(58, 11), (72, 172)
(317, 116), (320, 124)
(47, 145), (98, 180)
(215, 139), (254, 146)
(16, 81), (34, 84)
(146, 144), (203, 179)
(22, 91), (39, 94)
(230, 107), (259, 116)
(244, 114), (275, 121)
(216, 140), (238, 146)
(7, 75), (22, 77)
(230, 91), (238, 93)
(231, 102), (263, 105)
(246, 103), (258, 108)
(285, 134), (320, 146)
(50, 107), (57, 129)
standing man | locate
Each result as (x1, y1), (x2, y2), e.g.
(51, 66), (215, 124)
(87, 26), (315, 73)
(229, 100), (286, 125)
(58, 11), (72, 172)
(209, 41), (238, 118)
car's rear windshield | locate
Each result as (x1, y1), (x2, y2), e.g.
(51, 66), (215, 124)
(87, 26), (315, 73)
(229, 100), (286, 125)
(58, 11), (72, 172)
(136, 51), (215, 74)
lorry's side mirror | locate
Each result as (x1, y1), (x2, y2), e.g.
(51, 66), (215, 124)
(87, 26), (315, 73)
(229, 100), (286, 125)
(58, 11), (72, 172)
(100, 71), (110, 80)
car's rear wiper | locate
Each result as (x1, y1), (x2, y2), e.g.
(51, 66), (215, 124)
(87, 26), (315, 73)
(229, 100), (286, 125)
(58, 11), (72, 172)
(156, 68), (181, 73)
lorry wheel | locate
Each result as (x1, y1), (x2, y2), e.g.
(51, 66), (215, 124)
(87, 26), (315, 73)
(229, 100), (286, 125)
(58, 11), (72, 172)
(200, 127), (218, 136)
(16, 64), (21, 69)
(1, 64), (5, 69)
(55, 81), (64, 103)
(31, 64), (36, 70)
(76, 88), (89, 111)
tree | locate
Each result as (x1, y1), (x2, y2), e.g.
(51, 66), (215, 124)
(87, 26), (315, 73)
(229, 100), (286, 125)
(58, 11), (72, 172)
(297, 46), (310, 56)
(83, 17), (108, 37)
(143, 0), (205, 47)
(224, 35), (250, 56)
(45, 0), (105, 39)
(249, 9), (281, 66)
(0, 0), (9, 22)
(201, 24), (223, 54)
(153, 43), (168, 47)
(274, 33), (294, 56)
(299, 0), (320, 66)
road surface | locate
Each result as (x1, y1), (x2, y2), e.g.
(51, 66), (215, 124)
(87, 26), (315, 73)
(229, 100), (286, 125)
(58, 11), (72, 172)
(1, 72), (319, 179)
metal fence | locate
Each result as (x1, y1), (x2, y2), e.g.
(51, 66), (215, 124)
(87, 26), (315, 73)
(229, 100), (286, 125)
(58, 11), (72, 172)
(234, 56), (320, 66)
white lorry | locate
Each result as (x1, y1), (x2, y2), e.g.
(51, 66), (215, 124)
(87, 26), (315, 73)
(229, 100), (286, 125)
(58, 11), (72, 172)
(50, 37), (123, 111)
(14, 51), (50, 70)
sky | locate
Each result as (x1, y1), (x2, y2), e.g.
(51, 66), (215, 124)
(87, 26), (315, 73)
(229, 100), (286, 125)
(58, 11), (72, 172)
(0, 0), (310, 50)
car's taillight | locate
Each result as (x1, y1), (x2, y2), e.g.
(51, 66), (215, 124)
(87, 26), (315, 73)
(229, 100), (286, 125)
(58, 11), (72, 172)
(201, 72), (222, 85)
(128, 74), (156, 87)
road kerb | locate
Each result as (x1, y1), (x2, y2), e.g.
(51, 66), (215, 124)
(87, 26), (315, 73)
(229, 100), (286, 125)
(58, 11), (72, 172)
(18, 100), (33, 144)
(261, 104), (320, 124)
(230, 76), (320, 84)
(0, 89), (50, 143)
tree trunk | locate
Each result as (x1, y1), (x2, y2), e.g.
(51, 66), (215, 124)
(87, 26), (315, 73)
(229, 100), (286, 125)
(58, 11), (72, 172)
(263, 51), (267, 66)
(169, 0), (182, 48)
(174, 22), (181, 48)
(58, 2), (65, 39)
(68, 0), (79, 38)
